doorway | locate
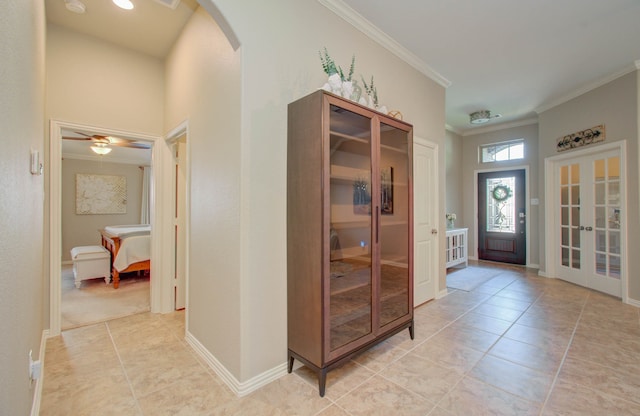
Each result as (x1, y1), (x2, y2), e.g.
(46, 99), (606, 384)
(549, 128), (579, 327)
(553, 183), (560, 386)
(547, 144), (626, 298)
(477, 169), (526, 265)
(49, 120), (167, 335)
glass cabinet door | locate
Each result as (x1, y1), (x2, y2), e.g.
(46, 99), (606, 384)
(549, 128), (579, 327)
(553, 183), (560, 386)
(378, 122), (411, 327)
(328, 104), (373, 351)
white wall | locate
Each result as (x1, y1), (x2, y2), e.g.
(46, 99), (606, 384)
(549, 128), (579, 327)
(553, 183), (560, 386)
(202, 0), (446, 383)
(164, 6), (243, 378)
(538, 71), (639, 300)
(0, 0), (46, 414)
(445, 129), (463, 224)
(461, 123), (539, 265)
(61, 159), (144, 261)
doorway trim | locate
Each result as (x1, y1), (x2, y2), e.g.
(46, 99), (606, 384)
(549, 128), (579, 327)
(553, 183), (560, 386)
(49, 119), (171, 336)
(543, 140), (628, 303)
(473, 165), (531, 266)
(165, 120), (190, 318)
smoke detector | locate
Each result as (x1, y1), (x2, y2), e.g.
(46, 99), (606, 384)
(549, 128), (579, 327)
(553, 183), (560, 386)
(65, 0), (86, 14)
(469, 110), (502, 125)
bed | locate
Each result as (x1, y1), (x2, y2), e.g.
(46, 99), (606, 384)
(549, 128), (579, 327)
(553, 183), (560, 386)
(99, 224), (151, 289)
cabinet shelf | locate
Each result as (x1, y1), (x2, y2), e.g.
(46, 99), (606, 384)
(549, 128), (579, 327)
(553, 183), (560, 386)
(288, 90), (414, 397)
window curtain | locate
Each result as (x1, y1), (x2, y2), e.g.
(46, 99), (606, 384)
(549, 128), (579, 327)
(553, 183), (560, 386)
(140, 166), (152, 224)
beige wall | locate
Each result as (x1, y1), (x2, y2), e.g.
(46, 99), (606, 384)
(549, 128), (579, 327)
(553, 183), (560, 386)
(45, 24), (164, 136)
(461, 123), (540, 265)
(538, 71), (639, 300)
(61, 159), (144, 262)
(204, 0), (446, 382)
(164, 6), (243, 378)
(0, 0), (46, 414)
(445, 129), (463, 225)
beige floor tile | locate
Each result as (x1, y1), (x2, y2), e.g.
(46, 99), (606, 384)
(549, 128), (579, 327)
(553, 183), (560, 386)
(543, 379), (640, 415)
(488, 337), (565, 374)
(471, 303), (524, 322)
(336, 375), (434, 415)
(469, 355), (553, 403)
(40, 263), (640, 415)
(412, 337), (484, 373)
(567, 337), (640, 374)
(558, 356), (640, 406)
(294, 360), (375, 400)
(483, 295), (533, 312)
(225, 374), (331, 415)
(380, 352), (464, 403)
(453, 311), (513, 335)
(136, 370), (239, 416)
(426, 324), (500, 353)
(503, 322), (574, 351)
(351, 337), (410, 373)
(438, 376), (540, 416)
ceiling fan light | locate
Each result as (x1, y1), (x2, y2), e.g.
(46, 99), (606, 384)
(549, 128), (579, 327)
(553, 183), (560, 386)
(91, 144), (112, 155)
(469, 110), (501, 125)
(113, 0), (134, 10)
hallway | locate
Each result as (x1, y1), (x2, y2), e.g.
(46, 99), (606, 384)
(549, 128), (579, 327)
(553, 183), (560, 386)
(40, 261), (640, 415)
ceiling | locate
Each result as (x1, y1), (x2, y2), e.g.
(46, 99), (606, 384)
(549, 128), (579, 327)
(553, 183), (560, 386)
(48, 0), (640, 141)
(338, 0), (640, 134)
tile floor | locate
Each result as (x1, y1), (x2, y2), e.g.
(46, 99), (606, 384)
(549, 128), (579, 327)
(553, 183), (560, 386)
(40, 261), (640, 415)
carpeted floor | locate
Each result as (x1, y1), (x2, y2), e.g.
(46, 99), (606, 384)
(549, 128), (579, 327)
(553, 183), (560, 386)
(61, 265), (150, 330)
(446, 265), (501, 291)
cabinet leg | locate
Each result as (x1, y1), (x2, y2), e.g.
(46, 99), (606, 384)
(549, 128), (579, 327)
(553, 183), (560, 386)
(287, 355), (294, 374)
(408, 320), (415, 340)
(318, 369), (327, 397)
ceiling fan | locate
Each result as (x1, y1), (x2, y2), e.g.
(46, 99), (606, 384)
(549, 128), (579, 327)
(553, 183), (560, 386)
(62, 132), (151, 155)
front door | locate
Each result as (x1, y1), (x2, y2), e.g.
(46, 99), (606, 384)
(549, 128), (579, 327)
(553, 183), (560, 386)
(555, 149), (622, 297)
(478, 169), (526, 265)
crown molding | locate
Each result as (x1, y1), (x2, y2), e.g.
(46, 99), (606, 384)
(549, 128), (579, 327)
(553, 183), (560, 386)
(535, 61), (640, 114)
(445, 124), (463, 136)
(461, 117), (539, 137)
(318, 0), (451, 88)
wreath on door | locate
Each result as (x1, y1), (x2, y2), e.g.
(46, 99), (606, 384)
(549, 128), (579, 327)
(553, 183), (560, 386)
(492, 185), (512, 202)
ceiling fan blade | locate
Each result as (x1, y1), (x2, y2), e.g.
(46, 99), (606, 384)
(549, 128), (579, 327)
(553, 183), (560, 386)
(109, 141), (151, 149)
(62, 136), (92, 141)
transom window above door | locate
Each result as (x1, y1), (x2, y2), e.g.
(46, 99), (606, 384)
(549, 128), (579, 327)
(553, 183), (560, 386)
(480, 139), (524, 163)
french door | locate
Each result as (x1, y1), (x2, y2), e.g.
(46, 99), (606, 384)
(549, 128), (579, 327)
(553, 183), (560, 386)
(478, 169), (526, 265)
(556, 148), (623, 297)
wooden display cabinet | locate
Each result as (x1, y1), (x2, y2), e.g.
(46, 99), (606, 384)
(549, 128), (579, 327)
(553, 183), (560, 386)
(287, 90), (414, 396)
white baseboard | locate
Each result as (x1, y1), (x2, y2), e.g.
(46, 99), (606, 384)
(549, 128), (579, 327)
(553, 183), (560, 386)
(30, 329), (49, 416)
(626, 297), (640, 308)
(185, 331), (288, 397)
(436, 289), (449, 299)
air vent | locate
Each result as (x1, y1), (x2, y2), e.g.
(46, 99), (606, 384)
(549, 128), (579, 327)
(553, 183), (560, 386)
(153, 0), (180, 9)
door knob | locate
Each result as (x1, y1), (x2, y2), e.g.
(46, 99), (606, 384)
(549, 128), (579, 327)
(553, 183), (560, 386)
(585, 226), (593, 231)
(431, 229), (438, 235)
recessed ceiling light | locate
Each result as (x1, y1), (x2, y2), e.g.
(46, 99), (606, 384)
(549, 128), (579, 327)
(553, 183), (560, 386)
(65, 0), (86, 14)
(113, 0), (134, 10)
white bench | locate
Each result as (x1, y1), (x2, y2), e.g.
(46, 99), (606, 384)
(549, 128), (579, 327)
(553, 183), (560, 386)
(70, 245), (111, 288)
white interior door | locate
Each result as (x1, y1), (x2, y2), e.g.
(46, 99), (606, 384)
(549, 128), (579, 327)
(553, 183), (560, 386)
(413, 138), (438, 305)
(173, 136), (187, 309)
(556, 148), (624, 297)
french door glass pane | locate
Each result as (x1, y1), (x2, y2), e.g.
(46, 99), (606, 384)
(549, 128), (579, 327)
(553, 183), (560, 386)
(560, 163), (580, 270)
(328, 104), (372, 350)
(379, 122), (410, 327)
(593, 156), (621, 279)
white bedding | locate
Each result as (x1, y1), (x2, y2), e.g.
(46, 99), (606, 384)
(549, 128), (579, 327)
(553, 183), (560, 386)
(113, 234), (150, 272)
(104, 225), (151, 272)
